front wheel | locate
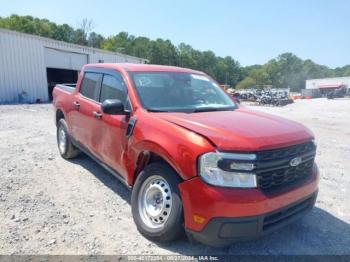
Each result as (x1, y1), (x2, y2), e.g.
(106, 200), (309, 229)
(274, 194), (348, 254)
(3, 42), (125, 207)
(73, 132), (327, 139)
(131, 163), (184, 242)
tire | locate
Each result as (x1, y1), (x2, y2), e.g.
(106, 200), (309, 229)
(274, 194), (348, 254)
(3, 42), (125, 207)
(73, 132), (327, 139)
(57, 119), (79, 159)
(131, 162), (184, 242)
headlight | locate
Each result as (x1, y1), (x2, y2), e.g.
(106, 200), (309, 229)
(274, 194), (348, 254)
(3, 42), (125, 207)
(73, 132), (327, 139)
(199, 152), (257, 188)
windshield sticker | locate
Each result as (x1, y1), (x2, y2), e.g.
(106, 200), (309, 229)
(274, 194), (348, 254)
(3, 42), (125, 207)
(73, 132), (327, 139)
(136, 77), (152, 87)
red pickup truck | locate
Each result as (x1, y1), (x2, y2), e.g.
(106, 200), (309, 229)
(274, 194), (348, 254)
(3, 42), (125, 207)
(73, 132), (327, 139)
(53, 63), (319, 246)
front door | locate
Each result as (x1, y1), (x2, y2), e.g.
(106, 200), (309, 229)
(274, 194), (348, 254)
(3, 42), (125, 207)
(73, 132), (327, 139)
(97, 73), (130, 176)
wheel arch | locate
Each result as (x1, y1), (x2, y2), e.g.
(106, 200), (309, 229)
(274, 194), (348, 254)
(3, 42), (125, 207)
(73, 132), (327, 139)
(55, 109), (65, 126)
(132, 149), (184, 186)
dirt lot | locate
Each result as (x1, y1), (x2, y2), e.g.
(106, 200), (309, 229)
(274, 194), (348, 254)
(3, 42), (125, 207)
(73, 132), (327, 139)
(0, 98), (349, 255)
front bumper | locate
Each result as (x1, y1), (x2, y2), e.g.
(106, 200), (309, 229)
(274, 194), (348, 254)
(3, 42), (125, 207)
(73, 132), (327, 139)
(186, 191), (317, 247)
(179, 164), (319, 246)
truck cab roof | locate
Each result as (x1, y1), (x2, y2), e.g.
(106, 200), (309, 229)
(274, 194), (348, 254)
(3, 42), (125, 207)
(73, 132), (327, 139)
(84, 63), (204, 74)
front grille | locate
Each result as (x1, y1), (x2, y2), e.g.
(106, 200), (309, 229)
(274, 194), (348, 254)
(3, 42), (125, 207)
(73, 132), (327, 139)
(258, 142), (316, 161)
(263, 194), (315, 231)
(255, 141), (316, 193)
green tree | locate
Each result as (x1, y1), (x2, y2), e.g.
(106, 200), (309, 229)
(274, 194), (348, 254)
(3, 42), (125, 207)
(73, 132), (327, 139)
(249, 68), (270, 87)
(131, 37), (151, 59)
(55, 24), (75, 42)
(72, 29), (87, 45)
(88, 32), (104, 48)
(178, 43), (195, 68)
(334, 65), (350, 77)
(236, 77), (256, 89)
(238, 53), (339, 91)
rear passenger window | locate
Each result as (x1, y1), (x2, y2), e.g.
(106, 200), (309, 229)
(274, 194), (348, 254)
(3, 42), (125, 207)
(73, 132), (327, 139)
(80, 72), (100, 101)
(100, 74), (127, 103)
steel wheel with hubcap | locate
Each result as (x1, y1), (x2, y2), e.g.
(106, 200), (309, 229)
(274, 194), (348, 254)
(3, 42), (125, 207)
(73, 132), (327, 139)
(131, 162), (184, 242)
(138, 175), (172, 228)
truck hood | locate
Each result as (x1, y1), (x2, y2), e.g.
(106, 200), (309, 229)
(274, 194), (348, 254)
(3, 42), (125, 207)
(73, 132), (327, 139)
(157, 108), (314, 151)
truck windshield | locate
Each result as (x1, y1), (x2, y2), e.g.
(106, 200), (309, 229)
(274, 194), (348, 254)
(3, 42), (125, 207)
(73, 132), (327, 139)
(130, 72), (236, 113)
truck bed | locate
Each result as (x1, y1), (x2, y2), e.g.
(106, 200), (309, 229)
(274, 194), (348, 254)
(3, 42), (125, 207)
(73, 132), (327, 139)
(55, 84), (76, 94)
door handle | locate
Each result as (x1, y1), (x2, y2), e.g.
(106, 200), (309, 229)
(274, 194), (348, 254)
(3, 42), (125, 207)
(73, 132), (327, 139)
(93, 111), (102, 119)
(73, 101), (80, 109)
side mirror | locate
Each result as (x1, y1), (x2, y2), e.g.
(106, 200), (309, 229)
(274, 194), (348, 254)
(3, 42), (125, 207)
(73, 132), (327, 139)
(101, 99), (127, 115)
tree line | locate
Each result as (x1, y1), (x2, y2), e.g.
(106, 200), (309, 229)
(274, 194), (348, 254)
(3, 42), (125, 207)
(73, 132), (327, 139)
(237, 54), (350, 91)
(1, 14), (349, 91)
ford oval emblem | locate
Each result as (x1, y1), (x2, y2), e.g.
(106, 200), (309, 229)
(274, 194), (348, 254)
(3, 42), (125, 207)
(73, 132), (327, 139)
(290, 157), (302, 167)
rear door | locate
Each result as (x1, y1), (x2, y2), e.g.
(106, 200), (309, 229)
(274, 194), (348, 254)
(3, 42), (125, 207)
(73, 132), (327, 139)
(71, 71), (103, 155)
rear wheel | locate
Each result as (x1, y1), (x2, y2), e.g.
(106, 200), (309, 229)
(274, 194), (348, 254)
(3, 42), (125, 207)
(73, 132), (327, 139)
(57, 119), (79, 159)
(131, 163), (184, 242)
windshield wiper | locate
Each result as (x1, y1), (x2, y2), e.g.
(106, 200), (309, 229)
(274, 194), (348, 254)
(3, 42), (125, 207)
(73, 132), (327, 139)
(147, 108), (170, 112)
(147, 106), (235, 113)
(189, 106), (235, 113)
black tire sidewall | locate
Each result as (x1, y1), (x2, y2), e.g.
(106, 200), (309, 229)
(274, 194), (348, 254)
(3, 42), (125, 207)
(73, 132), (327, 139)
(131, 163), (184, 242)
(57, 118), (79, 159)
(57, 119), (69, 157)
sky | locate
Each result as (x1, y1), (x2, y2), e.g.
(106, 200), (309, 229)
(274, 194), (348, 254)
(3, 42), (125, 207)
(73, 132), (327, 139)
(0, 0), (349, 68)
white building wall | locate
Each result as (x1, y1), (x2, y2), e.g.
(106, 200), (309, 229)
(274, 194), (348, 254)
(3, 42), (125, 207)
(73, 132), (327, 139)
(0, 29), (147, 103)
(306, 76), (350, 89)
(44, 48), (88, 70)
(0, 29), (48, 103)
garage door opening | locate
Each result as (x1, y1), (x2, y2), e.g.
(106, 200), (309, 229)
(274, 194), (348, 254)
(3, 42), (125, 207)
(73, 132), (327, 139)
(46, 68), (79, 101)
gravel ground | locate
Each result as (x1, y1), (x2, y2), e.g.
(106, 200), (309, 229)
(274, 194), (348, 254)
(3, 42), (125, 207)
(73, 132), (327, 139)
(0, 98), (349, 255)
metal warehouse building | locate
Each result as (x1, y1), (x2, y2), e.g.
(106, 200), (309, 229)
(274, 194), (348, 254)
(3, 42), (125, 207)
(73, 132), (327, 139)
(306, 76), (350, 96)
(0, 28), (147, 103)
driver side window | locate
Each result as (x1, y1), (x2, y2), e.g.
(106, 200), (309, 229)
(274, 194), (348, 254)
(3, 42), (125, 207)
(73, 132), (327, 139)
(100, 74), (127, 104)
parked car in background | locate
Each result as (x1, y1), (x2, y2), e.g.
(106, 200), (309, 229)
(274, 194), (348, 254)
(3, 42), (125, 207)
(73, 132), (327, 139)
(53, 63), (319, 246)
(327, 87), (347, 99)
